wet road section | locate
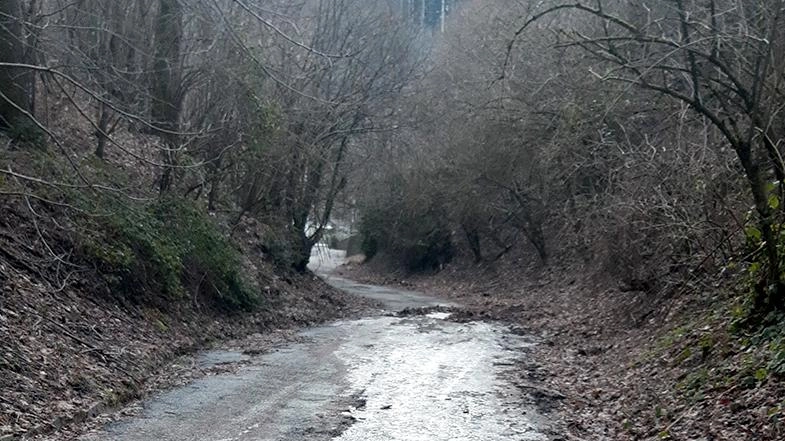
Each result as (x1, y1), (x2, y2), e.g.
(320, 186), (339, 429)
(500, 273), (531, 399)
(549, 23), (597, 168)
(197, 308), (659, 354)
(79, 275), (547, 441)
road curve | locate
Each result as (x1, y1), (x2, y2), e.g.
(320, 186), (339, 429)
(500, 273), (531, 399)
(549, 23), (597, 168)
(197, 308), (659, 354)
(78, 274), (546, 441)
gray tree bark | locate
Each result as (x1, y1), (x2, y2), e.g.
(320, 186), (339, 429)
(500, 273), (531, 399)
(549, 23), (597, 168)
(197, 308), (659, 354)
(0, 0), (31, 129)
(151, 0), (184, 193)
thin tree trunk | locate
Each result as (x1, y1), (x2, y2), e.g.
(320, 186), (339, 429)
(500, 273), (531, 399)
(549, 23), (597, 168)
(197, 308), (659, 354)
(151, 0), (183, 194)
(95, 100), (110, 158)
(0, 0), (31, 129)
(736, 140), (784, 310)
(462, 223), (483, 263)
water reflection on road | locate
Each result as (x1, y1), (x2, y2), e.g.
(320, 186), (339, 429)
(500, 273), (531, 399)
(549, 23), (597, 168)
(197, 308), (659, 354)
(79, 254), (546, 441)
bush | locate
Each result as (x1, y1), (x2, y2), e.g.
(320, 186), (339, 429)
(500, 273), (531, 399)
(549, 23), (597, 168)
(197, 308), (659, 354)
(258, 229), (298, 269)
(358, 180), (454, 272)
(400, 222), (454, 271)
(359, 211), (384, 260)
(6, 117), (46, 149)
(154, 198), (258, 310)
(76, 194), (258, 310)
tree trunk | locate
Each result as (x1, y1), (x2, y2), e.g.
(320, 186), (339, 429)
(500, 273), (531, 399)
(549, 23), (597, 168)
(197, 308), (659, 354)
(151, 0), (183, 194)
(292, 230), (312, 273)
(736, 140), (784, 311)
(94, 100), (110, 158)
(0, 0), (31, 129)
(462, 223), (483, 263)
(207, 157), (223, 212)
(292, 214), (315, 273)
(509, 187), (548, 264)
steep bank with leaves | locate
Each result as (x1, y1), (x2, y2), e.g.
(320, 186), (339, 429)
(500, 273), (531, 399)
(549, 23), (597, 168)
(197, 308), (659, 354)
(0, 146), (373, 440)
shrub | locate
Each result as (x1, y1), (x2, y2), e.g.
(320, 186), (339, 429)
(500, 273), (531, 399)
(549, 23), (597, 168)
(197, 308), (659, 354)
(358, 179), (454, 272)
(358, 210), (384, 260)
(75, 194), (258, 310)
(259, 229), (298, 269)
(6, 117), (46, 149)
(400, 222), (454, 271)
(77, 194), (184, 299)
(154, 198), (258, 310)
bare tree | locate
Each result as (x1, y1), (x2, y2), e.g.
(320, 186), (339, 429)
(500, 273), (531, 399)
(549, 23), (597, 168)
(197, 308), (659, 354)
(225, 0), (421, 270)
(505, 0), (785, 310)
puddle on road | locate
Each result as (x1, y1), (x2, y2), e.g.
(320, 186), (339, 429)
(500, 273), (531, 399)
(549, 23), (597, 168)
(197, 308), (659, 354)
(329, 315), (545, 441)
(196, 350), (250, 369)
(323, 275), (459, 311)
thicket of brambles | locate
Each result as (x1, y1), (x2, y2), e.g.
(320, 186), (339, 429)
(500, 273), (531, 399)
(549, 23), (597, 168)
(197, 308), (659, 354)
(355, 0), (785, 320)
(0, 0), (424, 308)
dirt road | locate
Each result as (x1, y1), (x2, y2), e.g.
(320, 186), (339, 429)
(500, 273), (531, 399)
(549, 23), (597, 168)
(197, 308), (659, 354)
(78, 273), (547, 441)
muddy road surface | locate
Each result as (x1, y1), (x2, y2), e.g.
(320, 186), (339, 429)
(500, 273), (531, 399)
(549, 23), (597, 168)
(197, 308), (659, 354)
(79, 274), (547, 441)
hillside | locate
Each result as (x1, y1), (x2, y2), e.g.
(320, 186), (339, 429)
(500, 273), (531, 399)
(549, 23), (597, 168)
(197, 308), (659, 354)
(0, 184), (370, 439)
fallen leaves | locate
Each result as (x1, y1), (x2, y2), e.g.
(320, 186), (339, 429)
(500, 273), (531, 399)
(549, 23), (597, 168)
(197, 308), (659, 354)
(1, 254), (374, 440)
